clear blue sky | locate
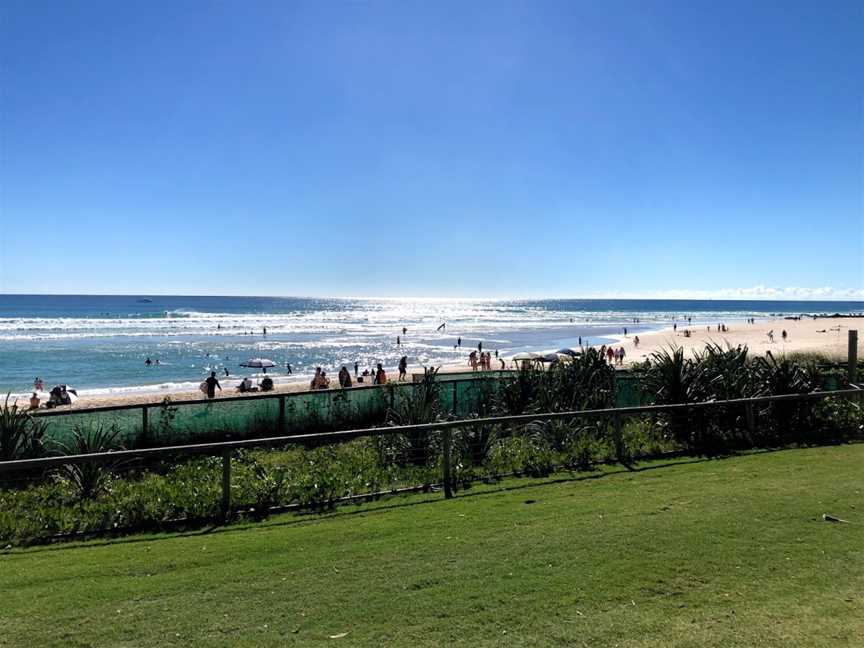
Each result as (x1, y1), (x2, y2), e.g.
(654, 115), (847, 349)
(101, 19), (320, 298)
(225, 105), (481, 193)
(1, 0), (862, 299)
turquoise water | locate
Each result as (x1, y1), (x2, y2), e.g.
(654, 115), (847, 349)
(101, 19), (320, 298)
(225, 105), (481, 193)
(1, 295), (860, 397)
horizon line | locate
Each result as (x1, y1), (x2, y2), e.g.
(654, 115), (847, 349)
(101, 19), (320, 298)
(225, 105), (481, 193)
(1, 292), (863, 303)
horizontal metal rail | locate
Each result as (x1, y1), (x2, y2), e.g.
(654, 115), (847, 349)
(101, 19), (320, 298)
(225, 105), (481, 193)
(1, 385), (859, 473)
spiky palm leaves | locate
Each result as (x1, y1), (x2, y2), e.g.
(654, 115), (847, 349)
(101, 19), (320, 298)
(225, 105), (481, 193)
(0, 393), (48, 462)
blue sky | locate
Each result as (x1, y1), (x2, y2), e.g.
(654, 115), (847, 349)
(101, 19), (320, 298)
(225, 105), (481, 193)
(1, 0), (862, 299)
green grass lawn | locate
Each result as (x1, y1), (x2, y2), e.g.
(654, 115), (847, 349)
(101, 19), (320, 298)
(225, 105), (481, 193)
(2, 445), (863, 647)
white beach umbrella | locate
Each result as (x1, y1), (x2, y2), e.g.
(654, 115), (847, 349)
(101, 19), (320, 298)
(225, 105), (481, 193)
(512, 352), (544, 361)
(239, 358), (277, 373)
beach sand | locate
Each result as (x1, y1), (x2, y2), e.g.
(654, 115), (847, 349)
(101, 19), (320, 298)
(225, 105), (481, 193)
(29, 316), (861, 412)
(616, 316), (862, 365)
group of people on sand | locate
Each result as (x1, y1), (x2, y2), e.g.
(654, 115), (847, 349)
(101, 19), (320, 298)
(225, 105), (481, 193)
(315, 363), (390, 390)
(600, 345), (626, 366)
(766, 329), (789, 344)
(468, 350), (496, 371)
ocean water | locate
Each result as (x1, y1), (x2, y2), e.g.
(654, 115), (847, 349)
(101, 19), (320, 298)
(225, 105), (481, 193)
(1, 295), (861, 398)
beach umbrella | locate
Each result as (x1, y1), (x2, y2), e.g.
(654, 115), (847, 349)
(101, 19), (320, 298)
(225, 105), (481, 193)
(240, 358), (277, 373)
(512, 352), (544, 361)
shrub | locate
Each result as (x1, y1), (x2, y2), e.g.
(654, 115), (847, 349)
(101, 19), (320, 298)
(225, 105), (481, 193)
(0, 393), (48, 462)
(55, 422), (124, 499)
(486, 433), (554, 478)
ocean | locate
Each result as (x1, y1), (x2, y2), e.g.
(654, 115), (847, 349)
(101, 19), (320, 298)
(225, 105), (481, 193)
(1, 295), (861, 398)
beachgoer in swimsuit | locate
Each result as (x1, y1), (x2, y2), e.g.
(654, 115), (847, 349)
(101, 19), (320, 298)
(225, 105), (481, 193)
(205, 372), (222, 399)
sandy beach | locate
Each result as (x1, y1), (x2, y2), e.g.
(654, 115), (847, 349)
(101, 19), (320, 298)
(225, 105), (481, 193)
(616, 316), (862, 365)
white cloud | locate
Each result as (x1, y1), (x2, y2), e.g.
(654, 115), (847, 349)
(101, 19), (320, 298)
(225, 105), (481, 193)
(596, 285), (864, 300)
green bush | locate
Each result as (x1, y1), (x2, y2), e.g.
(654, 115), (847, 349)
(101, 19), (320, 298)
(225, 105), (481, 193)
(487, 434), (554, 478)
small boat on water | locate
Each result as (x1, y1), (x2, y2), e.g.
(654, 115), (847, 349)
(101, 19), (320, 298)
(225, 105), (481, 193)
(136, 298), (153, 303)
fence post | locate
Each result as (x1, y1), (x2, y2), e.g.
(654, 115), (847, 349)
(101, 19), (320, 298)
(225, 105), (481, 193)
(221, 449), (232, 522)
(278, 395), (286, 433)
(612, 412), (624, 462)
(452, 381), (458, 417)
(848, 330), (858, 384)
(745, 402), (755, 436)
(141, 406), (149, 444)
(442, 428), (453, 499)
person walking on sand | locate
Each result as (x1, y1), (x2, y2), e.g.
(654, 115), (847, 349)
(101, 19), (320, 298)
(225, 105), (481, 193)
(634, 335), (640, 348)
(673, 323), (677, 332)
(338, 366), (352, 388)
(205, 371), (222, 399)
(782, 330), (788, 342)
(469, 350), (478, 371)
(398, 355), (408, 380)
(767, 330), (775, 343)
(374, 363), (387, 385)
(606, 346), (614, 364)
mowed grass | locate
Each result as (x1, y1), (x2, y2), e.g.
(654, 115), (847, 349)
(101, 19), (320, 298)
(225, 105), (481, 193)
(2, 445), (863, 647)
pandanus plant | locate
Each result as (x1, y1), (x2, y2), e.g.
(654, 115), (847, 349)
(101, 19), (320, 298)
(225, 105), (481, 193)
(0, 393), (48, 462)
(751, 351), (818, 443)
(384, 368), (443, 466)
(56, 422), (124, 499)
(642, 347), (711, 450)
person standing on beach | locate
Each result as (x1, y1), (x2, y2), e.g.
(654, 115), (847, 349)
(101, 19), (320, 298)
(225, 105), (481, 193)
(782, 330), (788, 342)
(623, 327), (627, 337)
(634, 335), (640, 348)
(338, 366), (352, 388)
(374, 363), (387, 385)
(673, 323), (677, 332)
(396, 335), (401, 346)
(398, 356), (408, 380)
(205, 371), (222, 399)
(354, 361), (359, 377)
